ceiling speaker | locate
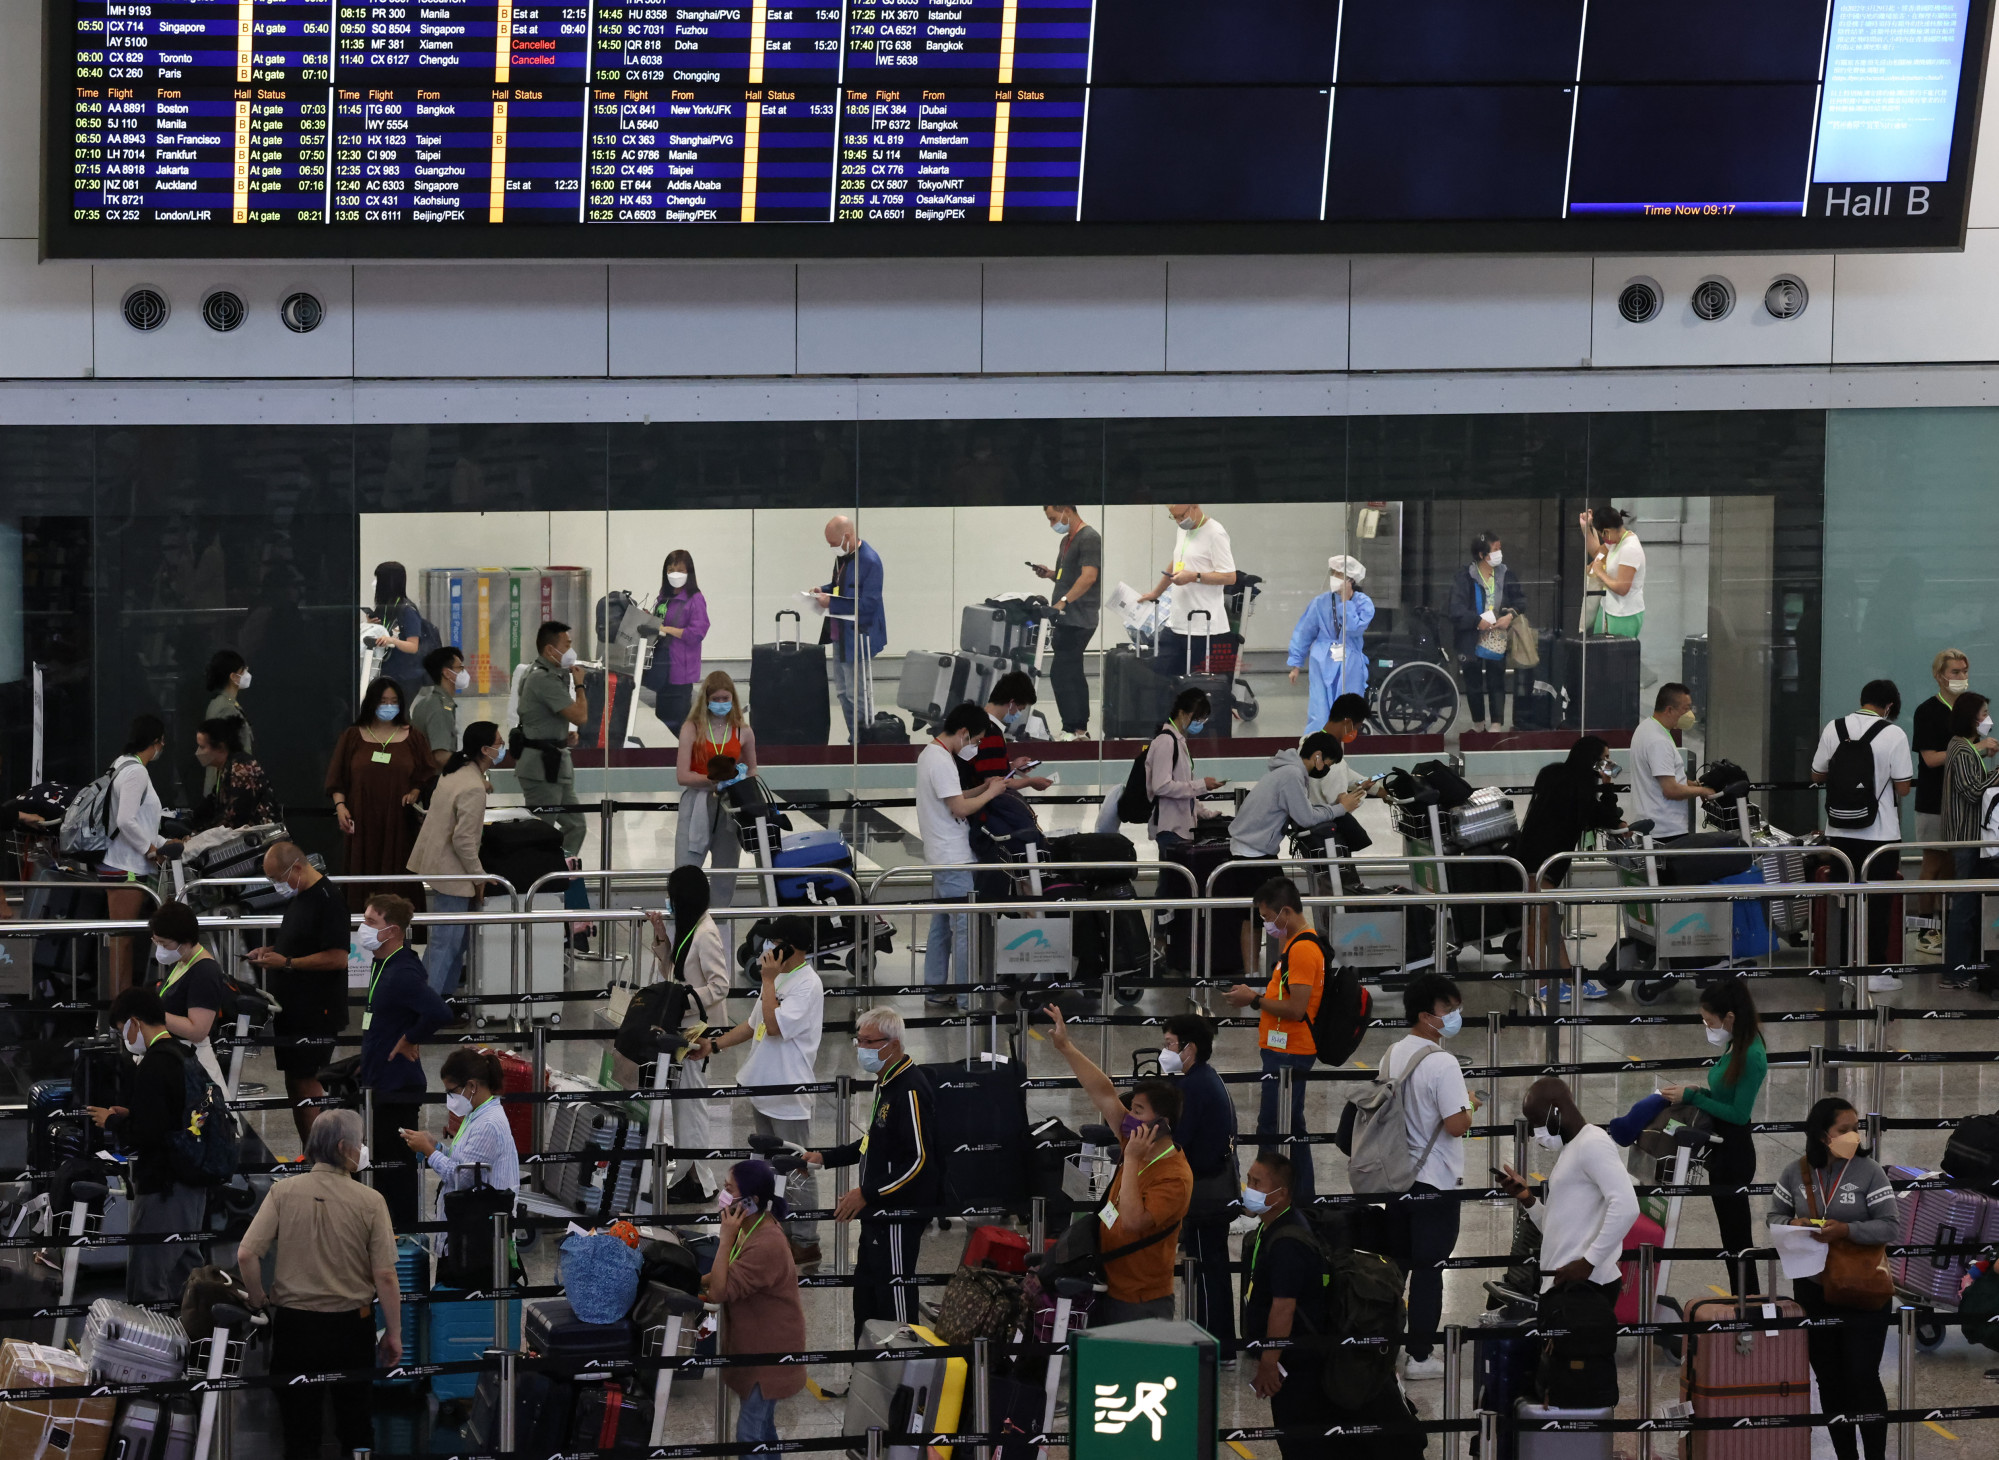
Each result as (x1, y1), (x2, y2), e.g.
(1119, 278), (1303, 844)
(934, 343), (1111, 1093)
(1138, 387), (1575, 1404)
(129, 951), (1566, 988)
(1691, 277), (1735, 322)
(121, 287), (169, 332)
(1617, 278), (1661, 324)
(1764, 275), (1809, 320)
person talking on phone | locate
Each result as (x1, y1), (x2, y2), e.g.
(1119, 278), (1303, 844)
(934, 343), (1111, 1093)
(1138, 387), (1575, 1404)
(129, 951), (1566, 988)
(1031, 504), (1102, 739)
(705, 1158), (806, 1445)
(354, 893), (451, 1229)
(1495, 1078), (1638, 1297)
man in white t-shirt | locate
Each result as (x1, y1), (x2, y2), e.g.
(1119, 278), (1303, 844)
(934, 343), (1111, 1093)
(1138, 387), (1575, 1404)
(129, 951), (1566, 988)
(1626, 683), (1717, 838)
(1580, 505), (1646, 638)
(695, 913), (826, 1261)
(1497, 1077), (1638, 1297)
(1811, 679), (1915, 986)
(916, 702), (1027, 1010)
(1378, 972), (1478, 1382)
(1135, 503), (1237, 675)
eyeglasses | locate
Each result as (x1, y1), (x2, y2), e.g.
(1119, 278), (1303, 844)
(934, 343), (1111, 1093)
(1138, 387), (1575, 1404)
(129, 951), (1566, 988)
(855, 1033), (892, 1049)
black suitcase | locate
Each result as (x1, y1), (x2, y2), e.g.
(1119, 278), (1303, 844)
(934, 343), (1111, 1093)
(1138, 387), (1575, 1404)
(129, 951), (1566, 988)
(479, 817), (567, 894)
(70, 1034), (130, 1113)
(567, 1378), (651, 1456)
(1170, 673), (1234, 739)
(467, 1368), (573, 1455)
(749, 609), (830, 746)
(1943, 1114), (1999, 1194)
(524, 1297), (637, 1371)
(582, 667), (635, 752)
(1550, 633), (1640, 732)
(1045, 833), (1138, 888)
(921, 1060), (1032, 1217)
(1101, 645), (1170, 739)
(1158, 839), (1236, 975)
(29, 1078), (80, 1171)
(1064, 884), (1153, 988)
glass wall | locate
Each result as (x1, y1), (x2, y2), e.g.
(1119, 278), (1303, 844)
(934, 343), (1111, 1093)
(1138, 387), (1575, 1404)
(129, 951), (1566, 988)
(0, 409), (1826, 868)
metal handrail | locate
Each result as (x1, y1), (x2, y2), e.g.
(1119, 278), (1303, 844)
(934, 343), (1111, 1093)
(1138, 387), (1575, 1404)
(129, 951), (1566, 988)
(182, 871), (521, 904)
(1536, 841), (1858, 886)
(524, 864), (864, 905)
(862, 860), (1201, 900)
(1858, 838), (1994, 878)
(0, 877), (165, 908)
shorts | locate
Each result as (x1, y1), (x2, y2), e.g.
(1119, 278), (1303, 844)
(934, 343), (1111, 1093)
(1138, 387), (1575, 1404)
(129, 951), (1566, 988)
(268, 968), (347, 1078)
(1913, 811), (1945, 845)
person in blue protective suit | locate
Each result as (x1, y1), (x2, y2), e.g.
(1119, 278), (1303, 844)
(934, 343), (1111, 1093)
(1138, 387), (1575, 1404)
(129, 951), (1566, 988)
(1287, 555), (1375, 734)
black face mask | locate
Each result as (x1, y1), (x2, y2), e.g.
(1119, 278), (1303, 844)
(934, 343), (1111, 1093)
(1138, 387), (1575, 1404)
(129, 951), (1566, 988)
(1307, 764), (1330, 779)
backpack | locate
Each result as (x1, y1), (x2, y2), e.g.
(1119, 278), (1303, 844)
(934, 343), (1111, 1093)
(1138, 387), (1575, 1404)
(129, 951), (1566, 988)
(58, 756), (138, 861)
(170, 1054), (239, 1187)
(1339, 1043), (1447, 1195)
(1824, 717), (1890, 829)
(1116, 731), (1177, 825)
(386, 597), (444, 663)
(1268, 1221), (1407, 1409)
(1535, 1281), (1619, 1407)
(1275, 931), (1371, 1068)
(612, 978), (708, 1066)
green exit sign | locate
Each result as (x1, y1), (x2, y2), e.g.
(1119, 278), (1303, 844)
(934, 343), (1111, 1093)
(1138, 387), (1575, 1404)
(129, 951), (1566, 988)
(1071, 1318), (1218, 1460)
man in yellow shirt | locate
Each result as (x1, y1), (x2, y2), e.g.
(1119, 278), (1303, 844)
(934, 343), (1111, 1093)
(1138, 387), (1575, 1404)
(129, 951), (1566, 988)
(1226, 876), (1325, 1205)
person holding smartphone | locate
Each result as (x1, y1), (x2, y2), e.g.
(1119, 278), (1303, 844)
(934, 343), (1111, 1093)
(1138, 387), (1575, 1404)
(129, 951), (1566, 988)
(1031, 505), (1102, 739)
(705, 1158), (806, 1445)
(1494, 1077), (1638, 1296)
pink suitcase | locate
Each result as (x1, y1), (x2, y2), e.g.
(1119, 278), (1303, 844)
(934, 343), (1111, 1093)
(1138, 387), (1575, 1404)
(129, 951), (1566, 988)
(1681, 1293), (1810, 1460)
(1615, 1213), (1667, 1325)
(1891, 1166), (1995, 1301)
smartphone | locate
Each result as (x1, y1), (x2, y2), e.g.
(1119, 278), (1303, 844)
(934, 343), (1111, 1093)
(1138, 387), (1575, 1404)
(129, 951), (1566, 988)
(1490, 1166), (1513, 1184)
(1017, 759), (1044, 771)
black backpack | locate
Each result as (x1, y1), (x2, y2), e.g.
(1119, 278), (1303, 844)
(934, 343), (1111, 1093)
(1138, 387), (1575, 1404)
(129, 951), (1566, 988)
(1116, 731), (1176, 824)
(1275, 931), (1371, 1068)
(613, 979), (708, 1065)
(1268, 1220), (1407, 1409)
(1824, 717), (1890, 829)
(1536, 1281), (1619, 1407)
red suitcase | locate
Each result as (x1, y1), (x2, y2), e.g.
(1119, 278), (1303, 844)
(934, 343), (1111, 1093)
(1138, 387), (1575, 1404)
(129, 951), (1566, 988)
(498, 1050), (534, 1155)
(1614, 1213), (1666, 1325)
(963, 1224), (1029, 1274)
(1680, 1291), (1810, 1460)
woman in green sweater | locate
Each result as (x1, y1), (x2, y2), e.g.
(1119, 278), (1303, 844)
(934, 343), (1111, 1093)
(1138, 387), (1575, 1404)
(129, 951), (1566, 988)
(1661, 978), (1766, 1295)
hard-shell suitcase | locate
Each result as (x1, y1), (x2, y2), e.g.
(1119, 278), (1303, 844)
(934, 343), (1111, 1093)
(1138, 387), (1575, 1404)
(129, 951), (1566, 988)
(920, 1060), (1031, 1217)
(1474, 1308), (1537, 1460)
(1516, 1400), (1614, 1460)
(524, 1296), (637, 1369)
(567, 1378), (651, 1456)
(110, 1397), (166, 1460)
(774, 828), (855, 903)
(1680, 1291), (1810, 1460)
(423, 1288), (521, 1402)
(897, 650), (970, 730)
(749, 610), (830, 747)
(374, 1237), (423, 1388)
(1891, 1166), (1997, 1299)
(1158, 839), (1236, 976)
(844, 1319), (967, 1460)
(467, 1368), (572, 1456)
(1101, 645), (1171, 739)
(70, 1035), (130, 1115)
(1615, 1213), (1667, 1325)
(961, 604), (1012, 658)
(959, 651), (1007, 714)
(79, 1301), (187, 1384)
(1552, 634), (1641, 732)
(498, 1050), (534, 1154)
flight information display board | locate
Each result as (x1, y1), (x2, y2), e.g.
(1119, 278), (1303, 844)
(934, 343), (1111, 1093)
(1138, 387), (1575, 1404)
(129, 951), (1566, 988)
(48, 0), (1995, 256)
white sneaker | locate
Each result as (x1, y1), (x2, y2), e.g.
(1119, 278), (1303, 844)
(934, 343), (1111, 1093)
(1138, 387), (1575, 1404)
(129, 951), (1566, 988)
(1402, 1356), (1446, 1381)
(1867, 974), (1904, 993)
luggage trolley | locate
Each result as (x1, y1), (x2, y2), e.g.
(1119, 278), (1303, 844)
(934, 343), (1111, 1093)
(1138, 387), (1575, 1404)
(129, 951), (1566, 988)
(725, 778), (891, 978)
(1622, 1106), (1714, 1361)
(1389, 775), (1523, 971)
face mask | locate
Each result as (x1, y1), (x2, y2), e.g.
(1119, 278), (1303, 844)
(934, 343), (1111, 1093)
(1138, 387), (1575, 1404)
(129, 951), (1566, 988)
(1826, 1129), (1863, 1161)
(1486, 550), (1503, 567)
(353, 1144), (371, 1172)
(375, 703), (399, 722)
(1157, 1049), (1184, 1074)
(709, 699), (733, 718)
(716, 1190), (739, 1212)
(1261, 919), (1281, 941)
(1186, 719), (1206, 735)
(667, 571), (688, 589)
(1676, 711), (1697, 731)
(856, 1045), (885, 1075)
(1949, 678), (1970, 695)
(760, 939), (776, 958)
(271, 878), (297, 901)
(153, 942), (179, 966)
(1119, 1113), (1151, 1141)
(1704, 1024), (1729, 1047)
(490, 743), (506, 766)
(1329, 577), (1346, 595)
(558, 648), (578, 670)
(1240, 1186), (1271, 1215)
(1050, 517), (1068, 534)
(1307, 763), (1329, 779)
(233, 669), (252, 690)
(1175, 514), (1197, 531)
(123, 1023), (147, 1058)
(1003, 710), (1022, 726)
(452, 669), (470, 693)
(445, 1091), (474, 1120)
(356, 924), (383, 953)
(1981, 717), (1994, 738)
(957, 743), (978, 762)
(1533, 1128), (1564, 1153)
(1438, 1009), (1463, 1039)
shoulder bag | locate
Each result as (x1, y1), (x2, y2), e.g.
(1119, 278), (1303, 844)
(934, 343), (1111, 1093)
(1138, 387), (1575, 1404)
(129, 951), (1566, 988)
(1802, 1156), (1893, 1308)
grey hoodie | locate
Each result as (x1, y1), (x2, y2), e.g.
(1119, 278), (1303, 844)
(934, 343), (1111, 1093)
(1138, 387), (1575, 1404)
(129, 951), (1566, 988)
(1229, 749), (1339, 857)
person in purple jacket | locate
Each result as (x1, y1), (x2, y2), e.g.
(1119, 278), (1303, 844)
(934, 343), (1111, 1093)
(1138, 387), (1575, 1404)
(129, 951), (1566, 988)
(644, 549), (710, 740)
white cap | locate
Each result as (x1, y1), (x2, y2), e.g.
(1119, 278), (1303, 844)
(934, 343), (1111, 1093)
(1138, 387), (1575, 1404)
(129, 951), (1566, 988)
(1329, 554), (1367, 585)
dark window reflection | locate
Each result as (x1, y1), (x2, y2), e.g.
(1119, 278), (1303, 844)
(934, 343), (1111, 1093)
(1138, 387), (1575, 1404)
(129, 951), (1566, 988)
(609, 422), (854, 511)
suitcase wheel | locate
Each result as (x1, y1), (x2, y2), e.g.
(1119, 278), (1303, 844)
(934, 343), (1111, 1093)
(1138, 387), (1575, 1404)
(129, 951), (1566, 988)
(1917, 1314), (1948, 1352)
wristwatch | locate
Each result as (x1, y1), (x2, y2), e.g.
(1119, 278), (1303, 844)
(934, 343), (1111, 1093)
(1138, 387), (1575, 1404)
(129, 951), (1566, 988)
(1250, 994), (1263, 1011)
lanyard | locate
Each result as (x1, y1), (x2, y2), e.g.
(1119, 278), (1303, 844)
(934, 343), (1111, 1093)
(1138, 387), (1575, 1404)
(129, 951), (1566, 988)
(1244, 1207), (1293, 1302)
(160, 948), (208, 996)
(446, 1095), (498, 1155)
(367, 955), (389, 1011)
(1813, 1157), (1853, 1216)
(1117, 1143), (1177, 1207)
(730, 1213), (766, 1266)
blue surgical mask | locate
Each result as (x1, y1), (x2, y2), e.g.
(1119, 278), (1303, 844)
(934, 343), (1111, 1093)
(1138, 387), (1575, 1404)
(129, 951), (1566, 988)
(491, 743), (506, 765)
(1439, 1009), (1463, 1039)
(1240, 1186), (1271, 1215)
(1003, 710), (1021, 726)
(856, 1045), (884, 1075)
(1050, 517), (1068, 534)
(708, 700), (733, 718)
(1186, 719), (1206, 735)
(374, 703), (399, 722)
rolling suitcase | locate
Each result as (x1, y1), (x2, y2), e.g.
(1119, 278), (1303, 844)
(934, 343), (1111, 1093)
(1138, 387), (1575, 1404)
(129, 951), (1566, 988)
(1474, 1306), (1538, 1460)
(583, 667), (635, 751)
(859, 711), (909, 745)
(1681, 1286), (1810, 1460)
(467, 1367), (572, 1456)
(1614, 1213), (1667, 1325)
(374, 1237), (423, 1388)
(749, 610), (830, 746)
(79, 1301), (187, 1384)
(920, 1060), (1032, 1217)
(70, 1035), (130, 1115)
(1158, 838), (1236, 976)
(1941, 1114), (1999, 1194)
(109, 1397), (167, 1460)
(423, 1288), (521, 1402)
(1100, 645), (1170, 739)
(524, 1297), (637, 1372)
(567, 1379), (650, 1457)
(1169, 611), (1234, 739)
(1516, 1399), (1614, 1460)
(498, 1050), (534, 1154)
(1890, 1166), (1997, 1299)
(896, 650), (970, 729)
(1551, 634), (1641, 732)
(961, 604), (1012, 658)
(844, 1319), (967, 1460)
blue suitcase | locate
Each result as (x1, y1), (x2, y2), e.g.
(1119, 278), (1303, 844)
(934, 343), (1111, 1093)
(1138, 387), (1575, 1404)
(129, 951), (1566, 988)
(774, 828), (854, 902)
(423, 1287), (521, 1401)
(1475, 1306), (1539, 1460)
(374, 1236), (423, 1388)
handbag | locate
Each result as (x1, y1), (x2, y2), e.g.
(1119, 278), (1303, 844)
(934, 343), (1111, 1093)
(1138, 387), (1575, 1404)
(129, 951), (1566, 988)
(1186, 1146), (1241, 1221)
(1506, 610), (1540, 669)
(1802, 1157), (1893, 1307)
(1037, 1202), (1177, 1284)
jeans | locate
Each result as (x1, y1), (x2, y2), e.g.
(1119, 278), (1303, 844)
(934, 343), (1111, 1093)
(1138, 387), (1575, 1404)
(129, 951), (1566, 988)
(1382, 1182), (1461, 1363)
(655, 681), (693, 739)
(425, 891), (473, 998)
(1254, 1049), (1317, 1207)
(1947, 847), (1983, 974)
(1050, 623), (1093, 733)
(831, 651), (873, 738)
(1156, 626), (1212, 675)
(750, 1110), (817, 1246)
(1459, 655), (1508, 724)
(925, 869), (973, 1002)
(1827, 836), (1898, 964)
(736, 1384), (780, 1443)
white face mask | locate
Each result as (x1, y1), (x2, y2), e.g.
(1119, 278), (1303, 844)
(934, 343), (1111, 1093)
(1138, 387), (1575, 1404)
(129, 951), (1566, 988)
(558, 648), (578, 670)
(1704, 1024), (1729, 1047)
(667, 571), (689, 590)
(1533, 1121), (1564, 1152)
(957, 742), (978, 762)
(153, 942), (179, 966)
(1329, 576), (1345, 595)
(233, 669), (252, 690)
(452, 669), (470, 693)
(356, 924), (383, 954)
(1157, 1048), (1184, 1074)
(445, 1090), (474, 1119)
(1949, 678), (1970, 694)
(1486, 550), (1503, 567)
(123, 1022), (148, 1058)
(1981, 717), (1994, 738)
(352, 1144), (371, 1172)
(1175, 513), (1197, 531)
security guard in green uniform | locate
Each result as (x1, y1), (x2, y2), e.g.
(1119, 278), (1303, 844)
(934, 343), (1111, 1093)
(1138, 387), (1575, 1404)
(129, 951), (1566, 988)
(514, 619), (589, 865)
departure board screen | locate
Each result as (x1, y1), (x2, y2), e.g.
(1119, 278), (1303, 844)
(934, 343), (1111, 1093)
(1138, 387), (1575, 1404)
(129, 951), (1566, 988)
(47, 0), (1995, 256)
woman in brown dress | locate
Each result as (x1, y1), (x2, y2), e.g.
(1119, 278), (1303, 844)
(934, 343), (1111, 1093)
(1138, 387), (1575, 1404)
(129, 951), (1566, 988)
(326, 676), (437, 912)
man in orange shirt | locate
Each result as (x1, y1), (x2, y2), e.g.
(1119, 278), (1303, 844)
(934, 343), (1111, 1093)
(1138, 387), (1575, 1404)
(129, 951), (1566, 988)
(1044, 1005), (1194, 1323)
(1226, 876), (1326, 1206)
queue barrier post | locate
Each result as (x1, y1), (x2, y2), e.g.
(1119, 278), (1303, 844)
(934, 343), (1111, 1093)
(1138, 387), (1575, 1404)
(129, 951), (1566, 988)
(1477, 1407), (1499, 1460)
(1030, 1195), (1046, 1257)
(836, 1072), (854, 1335)
(1868, 1107), (1885, 1169)
(867, 1424), (885, 1460)
(362, 1086), (376, 1190)
(498, 1347), (518, 1455)
(972, 1334), (992, 1460)
(1808, 1044), (1825, 1105)
(1485, 1011), (1501, 1181)
(1637, 1243), (1657, 1460)
(532, 1022), (547, 1159)
(1443, 1324), (1464, 1460)
(1899, 1303), (1916, 1460)
(492, 1207), (510, 1395)
(714, 1303), (730, 1442)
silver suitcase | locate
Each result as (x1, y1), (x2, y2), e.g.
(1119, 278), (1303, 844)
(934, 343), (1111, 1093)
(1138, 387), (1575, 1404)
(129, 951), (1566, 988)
(81, 1299), (188, 1383)
(960, 604), (1012, 658)
(1446, 796), (1518, 849)
(844, 1319), (954, 1460)
(896, 651), (969, 727)
(1515, 1399), (1613, 1460)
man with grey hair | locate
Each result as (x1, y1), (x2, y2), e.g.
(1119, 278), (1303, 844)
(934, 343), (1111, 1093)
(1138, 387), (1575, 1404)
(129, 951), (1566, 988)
(809, 1004), (940, 1338)
(246, 839), (352, 1142)
(238, 1107), (401, 1460)
(810, 513), (885, 741)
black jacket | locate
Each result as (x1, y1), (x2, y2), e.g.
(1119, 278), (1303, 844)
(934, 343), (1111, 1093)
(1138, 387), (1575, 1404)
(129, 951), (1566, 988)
(107, 1034), (190, 1196)
(1445, 561), (1528, 661)
(1517, 760), (1623, 882)
(820, 1055), (941, 1218)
